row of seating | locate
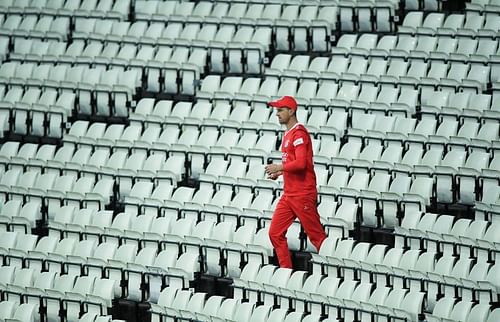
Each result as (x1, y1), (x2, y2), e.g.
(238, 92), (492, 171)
(82, 13), (328, 54)
(0, 231), (197, 300)
(0, 199), (42, 232)
(4, 117), (500, 186)
(420, 99), (499, 122)
(102, 152), (499, 231)
(58, 116), (500, 172)
(1, 231), (498, 322)
(0, 60), (140, 92)
(310, 238), (499, 307)
(120, 178), (279, 218)
(64, 121), (278, 164)
(2, 84), (450, 139)
(2, 131), (499, 217)
(3, 13), (496, 92)
(336, 0), (398, 32)
(134, 0), (337, 26)
(0, 225), (269, 309)
(194, 81), (499, 124)
(0, 225), (496, 320)
(0, 0), (394, 42)
(45, 181), (331, 245)
(0, 148), (179, 197)
(0, 55), (497, 130)
(1, 300), (124, 322)
(3, 201), (259, 282)
(334, 165), (498, 227)
(333, 33), (500, 63)
(0, 0), (130, 19)
(0, 62), (142, 119)
(400, 11), (500, 36)
(197, 146), (496, 202)
(7, 147), (484, 231)
(45, 207), (276, 278)
(43, 134), (496, 216)
(246, 79), (493, 119)
(395, 212), (500, 257)
(12, 17), (488, 95)
(196, 74), (420, 115)
(0, 143), (183, 184)
(0, 266), (116, 322)
(3, 14), (499, 66)
(0, 14), (70, 40)
(330, 173), (497, 230)
(0, 137), (266, 182)
(9, 37), (262, 86)
(151, 284), (385, 322)
(235, 265), (420, 320)
(0, 169), (115, 218)
(22, 162), (406, 233)
(132, 100), (497, 144)
(475, 197), (500, 221)
(8, 36), (264, 81)
(11, 37), (202, 64)
(1, 19), (316, 80)
(0, 86), (71, 138)
(40, 175), (362, 255)
(233, 261), (499, 322)
(348, 114), (500, 142)
(264, 54), (495, 92)
(467, 0), (500, 14)
(0, 1), (394, 74)
(0, 301), (41, 322)
(73, 18), (272, 50)
(427, 296), (500, 322)
(193, 79), (497, 124)
(136, 0), (397, 35)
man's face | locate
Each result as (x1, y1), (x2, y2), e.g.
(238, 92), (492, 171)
(276, 107), (293, 124)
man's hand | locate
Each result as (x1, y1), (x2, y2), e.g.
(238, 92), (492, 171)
(265, 163), (283, 175)
(267, 170), (283, 180)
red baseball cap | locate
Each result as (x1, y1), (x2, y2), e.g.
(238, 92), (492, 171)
(267, 96), (298, 111)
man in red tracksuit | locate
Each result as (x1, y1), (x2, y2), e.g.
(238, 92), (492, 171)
(264, 95), (327, 268)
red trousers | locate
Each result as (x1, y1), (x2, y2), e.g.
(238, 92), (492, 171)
(269, 193), (327, 268)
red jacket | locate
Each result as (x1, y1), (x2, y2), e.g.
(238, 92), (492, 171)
(281, 123), (317, 196)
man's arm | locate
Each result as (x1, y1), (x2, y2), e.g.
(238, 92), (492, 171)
(282, 143), (307, 173)
(264, 143), (308, 175)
